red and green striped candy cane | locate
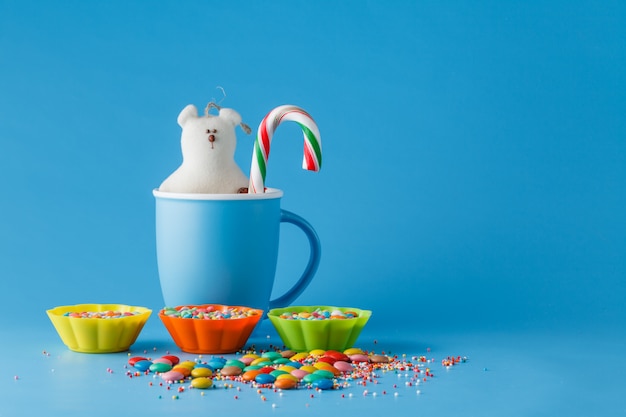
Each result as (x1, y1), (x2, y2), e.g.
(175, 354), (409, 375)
(248, 105), (322, 193)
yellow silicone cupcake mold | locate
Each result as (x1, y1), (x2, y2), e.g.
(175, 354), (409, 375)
(46, 304), (152, 353)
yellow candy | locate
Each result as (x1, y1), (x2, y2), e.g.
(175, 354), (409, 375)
(250, 357), (272, 366)
(309, 349), (326, 357)
(191, 377), (213, 389)
(177, 361), (197, 369)
(242, 353), (260, 360)
(343, 347), (364, 355)
(289, 352), (309, 361)
(299, 365), (318, 374)
(276, 373), (299, 382)
(277, 365), (296, 373)
(191, 367), (212, 378)
(314, 362), (341, 376)
(298, 312), (311, 319)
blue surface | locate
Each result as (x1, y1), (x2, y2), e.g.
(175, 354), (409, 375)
(1, 1), (625, 416)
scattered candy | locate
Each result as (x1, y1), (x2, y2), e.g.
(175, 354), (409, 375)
(161, 371), (185, 382)
(191, 377), (213, 389)
(132, 360), (153, 372)
(121, 346), (467, 404)
(149, 362), (172, 373)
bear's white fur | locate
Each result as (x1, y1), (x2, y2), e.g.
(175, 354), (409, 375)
(159, 104), (250, 194)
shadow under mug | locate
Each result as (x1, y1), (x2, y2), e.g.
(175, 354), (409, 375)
(153, 188), (321, 312)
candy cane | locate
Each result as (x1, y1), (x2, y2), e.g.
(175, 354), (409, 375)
(248, 105), (322, 193)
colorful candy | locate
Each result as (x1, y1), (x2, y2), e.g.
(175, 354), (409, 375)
(149, 362), (172, 373)
(63, 310), (141, 319)
(161, 370), (184, 382)
(278, 308), (359, 320)
(248, 105), (322, 193)
(124, 348), (467, 400)
(191, 377), (213, 389)
(160, 306), (260, 320)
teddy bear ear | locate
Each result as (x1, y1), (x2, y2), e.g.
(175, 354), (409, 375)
(177, 104), (198, 127)
(218, 108), (243, 127)
(219, 108), (251, 134)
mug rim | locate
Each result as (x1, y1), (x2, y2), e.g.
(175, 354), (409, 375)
(153, 187), (283, 201)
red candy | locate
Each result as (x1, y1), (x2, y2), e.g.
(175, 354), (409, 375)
(161, 355), (180, 365)
(324, 350), (350, 362)
(128, 356), (148, 366)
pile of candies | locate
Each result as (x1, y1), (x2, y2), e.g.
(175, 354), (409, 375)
(63, 311), (142, 319)
(277, 309), (359, 320)
(160, 306), (260, 320)
(125, 347), (467, 397)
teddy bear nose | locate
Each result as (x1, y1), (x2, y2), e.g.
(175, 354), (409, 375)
(206, 129), (218, 149)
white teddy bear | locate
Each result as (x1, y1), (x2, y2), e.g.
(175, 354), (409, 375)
(159, 103), (251, 194)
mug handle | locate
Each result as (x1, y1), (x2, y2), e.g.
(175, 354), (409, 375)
(268, 209), (321, 309)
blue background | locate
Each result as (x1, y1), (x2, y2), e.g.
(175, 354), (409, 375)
(1, 1), (624, 416)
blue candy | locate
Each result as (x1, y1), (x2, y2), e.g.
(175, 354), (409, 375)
(255, 373), (276, 384)
(133, 360), (153, 372)
(312, 378), (334, 390)
(207, 359), (225, 370)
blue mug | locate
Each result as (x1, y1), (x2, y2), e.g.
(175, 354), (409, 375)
(153, 188), (320, 312)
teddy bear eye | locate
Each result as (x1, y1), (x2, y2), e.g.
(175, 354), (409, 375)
(205, 129), (217, 134)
